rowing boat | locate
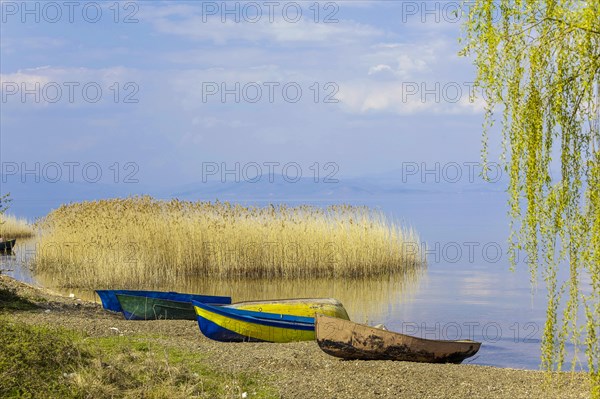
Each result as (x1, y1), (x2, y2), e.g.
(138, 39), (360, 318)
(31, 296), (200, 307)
(228, 297), (349, 320)
(115, 293), (350, 321)
(116, 293), (233, 320)
(0, 239), (16, 253)
(193, 300), (316, 342)
(99, 289), (351, 322)
(95, 290), (231, 316)
(315, 314), (481, 363)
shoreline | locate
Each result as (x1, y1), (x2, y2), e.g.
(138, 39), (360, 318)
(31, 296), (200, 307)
(0, 275), (593, 399)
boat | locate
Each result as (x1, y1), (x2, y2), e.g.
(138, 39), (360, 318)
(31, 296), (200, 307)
(315, 314), (481, 363)
(112, 292), (350, 321)
(98, 288), (350, 321)
(228, 297), (349, 320)
(192, 300), (316, 343)
(115, 293), (233, 320)
(95, 290), (232, 317)
(0, 239), (16, 253)
(145, 296), (349, 321)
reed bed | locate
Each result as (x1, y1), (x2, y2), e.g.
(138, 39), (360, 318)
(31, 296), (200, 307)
(33, 196), (424, 288)
(0, 214), (35, 239)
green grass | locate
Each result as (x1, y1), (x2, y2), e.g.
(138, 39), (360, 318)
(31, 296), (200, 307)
(87, 335), (278, 398)
(0, 316), (278, 399)
(0, 286), (38, 311)
(0, 317), (88, 398)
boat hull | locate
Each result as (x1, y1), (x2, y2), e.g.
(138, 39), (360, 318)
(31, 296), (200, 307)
(315, 314), (481, 364)
(228, 298), (350, 320)
(0, 239), (16, 253)
(95, 290), (231, 315)
(193, 301), (316, 343)
(116, 294), (222, 320)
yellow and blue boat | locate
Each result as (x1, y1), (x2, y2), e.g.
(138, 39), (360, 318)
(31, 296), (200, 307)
(193, 300), (317, 342)
(228, 297), (350, 320)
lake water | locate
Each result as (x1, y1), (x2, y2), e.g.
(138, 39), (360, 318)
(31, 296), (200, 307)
(1, 190), (583, 370)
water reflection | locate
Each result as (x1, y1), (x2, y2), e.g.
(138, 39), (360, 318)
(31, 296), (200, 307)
(1, 237), (38, 282)
(36, 272), (426, 323)
(3, 236), (426, 323)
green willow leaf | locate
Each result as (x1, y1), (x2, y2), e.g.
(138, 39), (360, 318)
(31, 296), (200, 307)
(461, 0), (599, 396)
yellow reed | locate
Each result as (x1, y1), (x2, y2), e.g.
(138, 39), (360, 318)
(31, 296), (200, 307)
(33, 196), (424, 288)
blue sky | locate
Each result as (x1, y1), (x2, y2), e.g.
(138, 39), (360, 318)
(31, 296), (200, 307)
(1, 1), (503, 209)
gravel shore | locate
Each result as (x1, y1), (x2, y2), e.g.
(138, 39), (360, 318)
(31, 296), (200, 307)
(1, 275), (593, 399)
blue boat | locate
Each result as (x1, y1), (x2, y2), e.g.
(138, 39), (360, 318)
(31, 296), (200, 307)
(96, 290), (232, 316)
(192, 300), (316, 343)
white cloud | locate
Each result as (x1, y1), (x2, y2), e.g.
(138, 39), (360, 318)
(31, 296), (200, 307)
(1, 65), (136, 85)
(1, 68), (53, 87)
(0, 66), (139, 107)
(337, 79), (485, 115)
(140, 3), (383, 45)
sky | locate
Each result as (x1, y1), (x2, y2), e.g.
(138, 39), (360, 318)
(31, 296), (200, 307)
(0, 0), (507, 216)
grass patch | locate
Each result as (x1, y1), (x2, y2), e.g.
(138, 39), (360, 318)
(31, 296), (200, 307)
(88, 335), (277, 398)
(0, 317), (88, 398)
(0, 214), (35, 238)
(0, 317), (278, 398)
(34, 196), (424, 288)
(0, 286), (38, 311)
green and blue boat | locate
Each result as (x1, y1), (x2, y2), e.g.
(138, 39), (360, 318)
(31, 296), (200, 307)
(96, 290), (231, 320)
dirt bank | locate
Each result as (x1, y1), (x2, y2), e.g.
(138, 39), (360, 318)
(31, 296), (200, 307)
(0, 275), (593, 399)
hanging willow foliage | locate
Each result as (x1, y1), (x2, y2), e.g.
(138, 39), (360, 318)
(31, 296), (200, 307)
(0, 193), (10, 216)
(460, 0), (599, 395)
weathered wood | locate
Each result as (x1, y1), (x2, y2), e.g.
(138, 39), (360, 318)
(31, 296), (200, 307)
(315, 314), (481, 364)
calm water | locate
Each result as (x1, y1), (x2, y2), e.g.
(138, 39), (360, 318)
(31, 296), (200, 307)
(2, 191), (583, 370)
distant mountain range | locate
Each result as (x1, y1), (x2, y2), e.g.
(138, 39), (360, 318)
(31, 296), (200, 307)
(1, 171), (508, 219)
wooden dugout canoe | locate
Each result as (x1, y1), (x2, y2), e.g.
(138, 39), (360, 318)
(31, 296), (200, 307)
(193, 300), (316, 343)
(315, 314), (481, 363)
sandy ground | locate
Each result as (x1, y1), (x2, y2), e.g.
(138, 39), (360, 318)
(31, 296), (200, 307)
(1, 275), (594, 399)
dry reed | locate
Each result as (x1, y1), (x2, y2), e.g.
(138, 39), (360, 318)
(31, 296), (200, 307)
(33, 196), (424, 288)
(0, 214), (35, 239)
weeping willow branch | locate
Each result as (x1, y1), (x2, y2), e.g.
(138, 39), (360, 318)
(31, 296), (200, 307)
(545, 17), (600, 35)
(0, 194), (11, 216)
(461, 0), (599, 396)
